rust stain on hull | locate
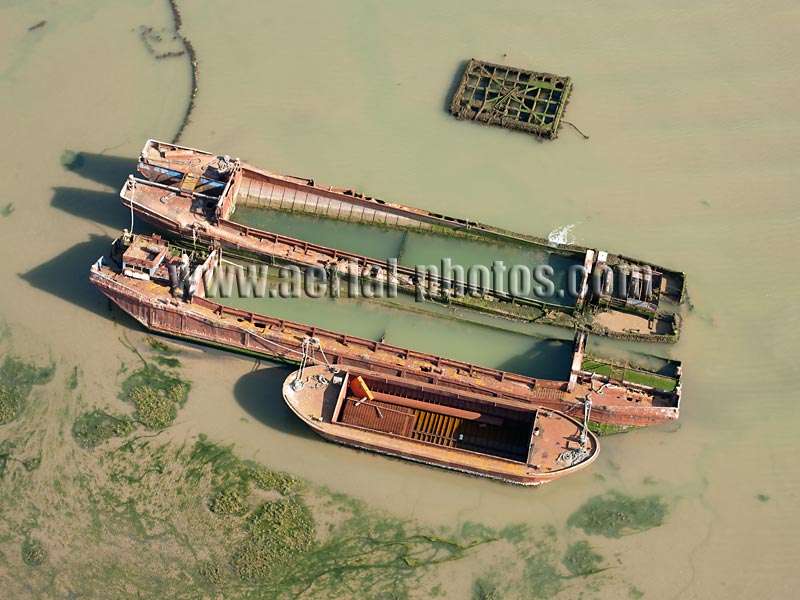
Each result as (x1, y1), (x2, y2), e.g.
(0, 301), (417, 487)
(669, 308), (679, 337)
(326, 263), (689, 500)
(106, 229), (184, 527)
(89, 236), (680, 430)
(121, 139), (686, 343)
(283, 365), (599, 485)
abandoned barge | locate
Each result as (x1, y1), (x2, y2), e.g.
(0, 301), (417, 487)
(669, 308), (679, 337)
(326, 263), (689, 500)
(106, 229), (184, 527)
(120, 139), (685, 344)
(89, 232), (680, 434)
(283, 365), (598, 485)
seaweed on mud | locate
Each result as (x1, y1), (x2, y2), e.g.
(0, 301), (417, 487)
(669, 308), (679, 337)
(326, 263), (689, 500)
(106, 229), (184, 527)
(243, 465), (304, 496)
(22, 538), (46, 566)
(120, 360), (190, 430)
(0, 439), (41, 477)
(232, 496), (315, 580)
(72, 410), (135, 449)
(562, 540), (604, 576)
(146, 336), (180, 356)
(520, 545), (566, 599)
(0, 440), (13, 478)
(1, 203), (14, 218)
(0, 354), (55, 424)
(199, 560), (224, 584)
(210, 488), (247, 516)
(120, 362), (190, 406)
(130, 386), (178, 429)
(153, 355), (181, 368)
(190, 437), (494, 595)
(66, 366), (79, 390)
(568, 491), (668, 538)
(473, 579), (500, 600)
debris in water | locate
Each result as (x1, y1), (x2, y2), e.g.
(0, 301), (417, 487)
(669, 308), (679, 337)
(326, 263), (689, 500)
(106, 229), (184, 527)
(27, 20), (47, 32)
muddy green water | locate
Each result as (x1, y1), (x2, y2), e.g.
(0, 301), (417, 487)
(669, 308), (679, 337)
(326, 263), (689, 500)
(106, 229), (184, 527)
(232, 205), (581, 304)
(224, 292), (574, 381)
(1, 0), (799, 597)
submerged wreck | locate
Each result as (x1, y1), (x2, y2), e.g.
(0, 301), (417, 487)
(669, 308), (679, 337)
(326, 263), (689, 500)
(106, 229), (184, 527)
(284, 365), (598, 485)
(449, 59), (573, 140)
(90, 232), (680, 435)
(120, 140), (685, 343)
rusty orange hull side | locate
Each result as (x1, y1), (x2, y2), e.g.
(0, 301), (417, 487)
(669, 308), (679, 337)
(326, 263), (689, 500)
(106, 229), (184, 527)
(89, 266), (678, 429)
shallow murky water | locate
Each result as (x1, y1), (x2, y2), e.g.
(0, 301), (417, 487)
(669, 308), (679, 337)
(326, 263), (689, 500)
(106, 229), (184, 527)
(232, 205), (581, 303)
(223, 291), (574, 381)
(1, 0), (799, 597)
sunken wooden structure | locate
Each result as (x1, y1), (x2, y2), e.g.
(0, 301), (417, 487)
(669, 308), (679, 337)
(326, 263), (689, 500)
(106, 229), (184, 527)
(89, 233), (681, 433)
(449, 59), (573, 139)
(120, 139), (686, 343)
(283, 365), (598, 485)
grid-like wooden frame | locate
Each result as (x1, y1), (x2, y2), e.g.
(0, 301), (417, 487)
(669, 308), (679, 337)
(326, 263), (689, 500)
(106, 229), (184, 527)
(449, 59), (573, 140)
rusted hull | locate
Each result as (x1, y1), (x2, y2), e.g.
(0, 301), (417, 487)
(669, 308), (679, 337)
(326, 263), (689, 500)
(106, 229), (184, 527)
(120, 185), (576, 327)
(125, 139), (687, 343)
(89, 263), (679, 429)
(307, 430), (570, 485)
(283, 365), (598, 485)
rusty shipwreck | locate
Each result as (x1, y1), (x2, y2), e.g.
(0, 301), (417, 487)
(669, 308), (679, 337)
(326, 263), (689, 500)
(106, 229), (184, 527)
(119, 139), (686, 343)
(90, 232), (681, 435)
(283, 364), (598, 485)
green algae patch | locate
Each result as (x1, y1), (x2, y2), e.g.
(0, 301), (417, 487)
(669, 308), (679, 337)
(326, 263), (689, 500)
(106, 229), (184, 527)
(474, 579), (501, 599)
(0, 439), (41, 477)
(130, 385), (178, 429)
(120, 362), (190, 430)
(588, 421), (632, 436)
(59, 149), (84, 171)
(232, 496), (315, 580)
(562, 540), (604, 576)
(0, 440), (14, 478)
(1, 202), (14, 218)
(0, 354), (55, 424)
(568, 491), (667, 538)
(120, 362), (190, 406)
(66, 366), (79, 390)
(146, 336), (180, 355)
(188, 437), (495, 596)
(210, 488), (247, 515)
(521, 544), (566, 599)
(22, 538), (46, 566)
(154, 355), (181, 368)
(72, 410), (135, 449)
(199, 560), (224, 584)
(244, 466), (304, 495)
